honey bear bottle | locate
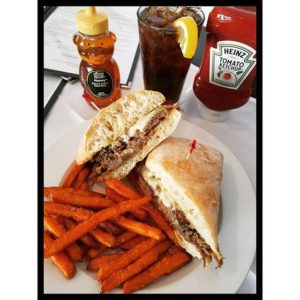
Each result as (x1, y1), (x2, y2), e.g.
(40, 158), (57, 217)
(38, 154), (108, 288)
(73, 6), (121, 109)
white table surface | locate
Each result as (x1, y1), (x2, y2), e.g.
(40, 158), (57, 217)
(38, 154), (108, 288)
(44, 6), (256, 294)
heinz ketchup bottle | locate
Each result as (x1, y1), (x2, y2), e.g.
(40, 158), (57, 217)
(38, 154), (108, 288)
(193, 7), (256, 121)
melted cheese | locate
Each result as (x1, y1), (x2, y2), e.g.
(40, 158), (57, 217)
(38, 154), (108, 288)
(127, 109), (158, 137)
(112, 109), (159, 145)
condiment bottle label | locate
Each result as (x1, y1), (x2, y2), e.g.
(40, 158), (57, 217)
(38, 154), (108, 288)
(209, 41), (256, 90)
(87, 71), (113, 98)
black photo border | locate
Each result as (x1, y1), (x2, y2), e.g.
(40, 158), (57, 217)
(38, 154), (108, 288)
(39, 0), (262, 299)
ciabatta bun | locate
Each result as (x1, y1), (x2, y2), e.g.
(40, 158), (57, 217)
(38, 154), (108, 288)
(76, 90), (165, 165)
(140, 137), (223, 266)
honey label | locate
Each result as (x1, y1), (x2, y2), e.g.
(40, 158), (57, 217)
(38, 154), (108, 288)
(87, 71), (113, 98)
(209, 41), (256, 90)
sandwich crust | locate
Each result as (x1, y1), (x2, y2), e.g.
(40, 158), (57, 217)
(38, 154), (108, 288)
(142, 137), (223, 264)
(76, 90), (165, 165)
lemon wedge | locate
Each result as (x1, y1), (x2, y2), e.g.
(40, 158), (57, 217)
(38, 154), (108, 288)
(173, 16), (198, 59)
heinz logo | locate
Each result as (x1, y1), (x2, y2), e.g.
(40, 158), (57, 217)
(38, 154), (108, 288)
(209, 41), (256, 90)
(223, 47), (247, 58)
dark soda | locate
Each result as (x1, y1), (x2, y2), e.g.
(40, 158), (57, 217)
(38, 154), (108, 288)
(137, 6), (204, 103)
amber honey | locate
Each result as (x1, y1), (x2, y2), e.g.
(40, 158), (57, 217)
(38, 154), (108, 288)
(73, 7), (121, 110)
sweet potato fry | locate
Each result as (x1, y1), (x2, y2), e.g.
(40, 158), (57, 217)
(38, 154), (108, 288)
(44, 202), (94, 221)
(44, 187), (113, 208)
(126, 210), (147, 222)
(97, 237), (162, 281)
(127, 168), (147, 196)
(123, 249), (192, 294)
(45, 187), (105, 198)
(90, 228), (116, 247)
(87, 246), (107, 259)
(44, 231), (76, 279)
(63, 218), (98, 248)
(87, 252), (125, 272)
(44, 216), (67, 237)
(78, 243), (89, 256)
(98, 221), (122, 236)
(79, 235), (98, 248)
(119, 235), (147, 250)
(106, 179), (141, 199)
(61, 163), (85, 188)
(115, 231), (137, 247)
(112, 216), (164, 240)
(80, 181), (89, 190)
(105, 186), (147, 221)
(144, 203), (180, 247)
(44, 216), (82, 262)
(102, 240), (172, 292)
(72, 166), (91, 189)
(44, 196), (152, 258)
(105, 186), (128, 203)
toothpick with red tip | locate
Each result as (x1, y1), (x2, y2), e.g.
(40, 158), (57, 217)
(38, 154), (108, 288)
(186, 139), (197, 160)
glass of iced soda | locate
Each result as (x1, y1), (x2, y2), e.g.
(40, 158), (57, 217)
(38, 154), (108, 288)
(137, 6), (205, 104)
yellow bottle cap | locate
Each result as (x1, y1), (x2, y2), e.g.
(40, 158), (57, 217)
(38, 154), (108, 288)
(76, 6), (108, 35)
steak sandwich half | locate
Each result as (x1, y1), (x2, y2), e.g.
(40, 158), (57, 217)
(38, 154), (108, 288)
(138, 137), (224, 267)
(76, 90), (181, 183)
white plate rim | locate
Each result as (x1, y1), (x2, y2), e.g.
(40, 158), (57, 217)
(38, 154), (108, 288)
(44, 118), (256, 294)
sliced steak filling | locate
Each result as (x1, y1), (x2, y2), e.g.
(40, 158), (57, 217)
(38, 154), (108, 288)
(89, 108), (167, 182)
(154, 198), (214, 266)
(138, 169), (223, 267)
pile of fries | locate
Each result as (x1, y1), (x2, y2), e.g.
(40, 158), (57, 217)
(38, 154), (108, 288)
(44, 163), (192, 293)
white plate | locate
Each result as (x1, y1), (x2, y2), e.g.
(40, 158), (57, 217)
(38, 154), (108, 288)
(44, 118), (256, 294)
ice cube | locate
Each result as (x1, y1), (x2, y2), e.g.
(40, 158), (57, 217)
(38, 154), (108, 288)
(181, 7), (196, 17)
